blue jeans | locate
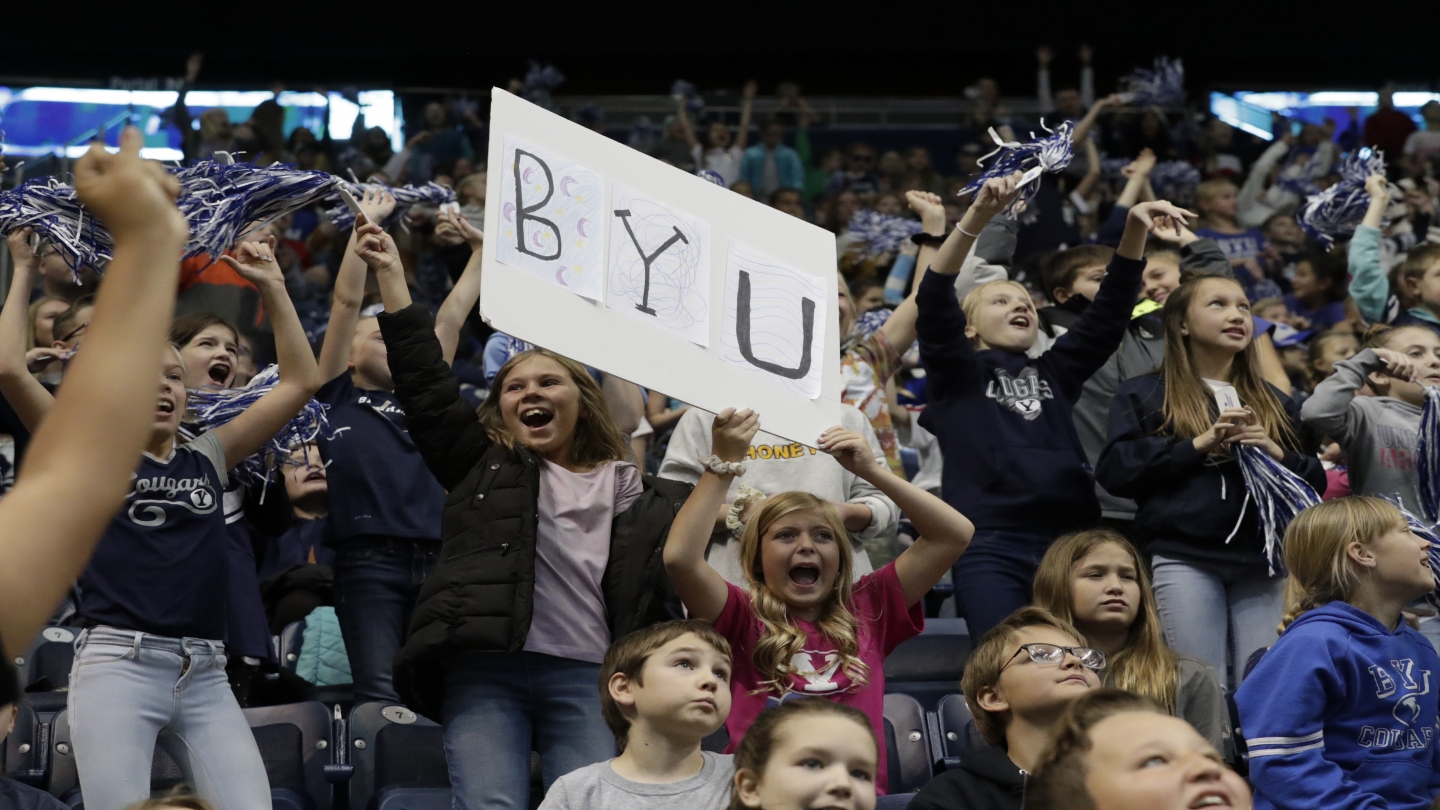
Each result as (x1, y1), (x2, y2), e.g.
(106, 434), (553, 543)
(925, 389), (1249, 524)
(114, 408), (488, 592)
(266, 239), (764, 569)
(1151, 554), (1285, 689)
(952, 529), (1056, 640)
(442, 650), (614, 810)
(68, 627), (271, 810)
(333, 539), (438, 704)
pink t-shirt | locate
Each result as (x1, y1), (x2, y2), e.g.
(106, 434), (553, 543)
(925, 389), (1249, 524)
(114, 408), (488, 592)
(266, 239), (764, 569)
(714, 562), (923, 794)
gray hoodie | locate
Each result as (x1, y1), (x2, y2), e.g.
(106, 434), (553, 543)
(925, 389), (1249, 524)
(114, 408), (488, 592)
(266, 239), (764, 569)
(1301, 349), (1422, 513)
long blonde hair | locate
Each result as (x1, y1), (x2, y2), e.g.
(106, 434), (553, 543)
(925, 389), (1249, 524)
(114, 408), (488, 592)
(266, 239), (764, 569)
(1280, 496), (1407, 631)
(1159, 275), (1297, 449)
(1032, 530), (1179, 712)
(477, 348), (631, 468)
(738, 491), (868, 696)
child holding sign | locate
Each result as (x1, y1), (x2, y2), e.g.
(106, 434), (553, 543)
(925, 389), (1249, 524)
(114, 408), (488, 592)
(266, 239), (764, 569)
(663, 407), (974, 794)
(916, 172), (1181, 639)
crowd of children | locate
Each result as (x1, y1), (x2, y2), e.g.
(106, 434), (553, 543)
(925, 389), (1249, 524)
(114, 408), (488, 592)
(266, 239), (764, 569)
(2, 55), (1440, 810)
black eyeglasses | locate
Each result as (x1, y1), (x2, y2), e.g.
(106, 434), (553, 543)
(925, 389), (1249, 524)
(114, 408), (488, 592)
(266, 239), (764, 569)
(1002, 643), (1106, 672)
(58, 321), (88, 343)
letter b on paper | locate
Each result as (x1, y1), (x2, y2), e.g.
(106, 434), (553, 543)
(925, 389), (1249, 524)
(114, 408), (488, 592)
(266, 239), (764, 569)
(496, 135), (606, 300)
(720, 240), (828, 399)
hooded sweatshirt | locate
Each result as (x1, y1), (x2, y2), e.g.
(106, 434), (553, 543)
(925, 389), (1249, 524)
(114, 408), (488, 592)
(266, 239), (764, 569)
(907, 745), (1025, 810)
(1235, 602), (1440, 810)
(1301, 349), (1423, 514)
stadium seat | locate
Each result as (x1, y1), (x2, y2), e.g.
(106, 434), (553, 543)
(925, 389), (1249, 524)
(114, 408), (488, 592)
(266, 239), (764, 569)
(347, 702), (449, 810)
(881, 693), (932, 795)
(1242, 646), (1268, 682)
(17, 627), (80, 713)
(278, 620), (307, 672)
(1226, 689), (1249, 778)
(884, 630), (971, 711)
(244, 701), (337, 810)
(878, 793), (916, 809)
(933, 693), (984, 770)
(2, 701), (50, 788)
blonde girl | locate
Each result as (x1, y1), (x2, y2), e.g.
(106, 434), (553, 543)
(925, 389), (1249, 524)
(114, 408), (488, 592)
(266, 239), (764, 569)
(664, 408), (974, 794)
(1032, 529), (1230, 756)
(1235, 497), (1440, 810)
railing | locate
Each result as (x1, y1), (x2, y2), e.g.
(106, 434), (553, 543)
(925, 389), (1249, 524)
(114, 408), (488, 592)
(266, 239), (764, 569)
(547, 95), (1052, 128)
(59, 109), (136, 176)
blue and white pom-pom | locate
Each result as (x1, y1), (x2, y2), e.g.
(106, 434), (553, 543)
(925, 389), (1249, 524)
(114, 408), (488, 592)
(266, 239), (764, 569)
(671, 79), (704, 116)
(1297, 148), (1389, 250)
(846, 209), (922, 259)
(1234, 444), (1321, 575)
(695, 169), (727, 187)
(174, 159), (340, 260)
(0, 178), (113, 277)
(1381, 496), (1440, 608)
(1417, 386), (1440, 524)
(1149, 161), (1202, 202)
(959, 121), (1074, 216)
(187, 364), (333, 489)
(323, 181), (458, 230)
(1119, 57), (1186, 108)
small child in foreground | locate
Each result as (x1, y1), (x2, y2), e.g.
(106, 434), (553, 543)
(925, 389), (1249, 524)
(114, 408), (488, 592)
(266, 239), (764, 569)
(731, 698), (879, 810)
(540, 620), (735, 810)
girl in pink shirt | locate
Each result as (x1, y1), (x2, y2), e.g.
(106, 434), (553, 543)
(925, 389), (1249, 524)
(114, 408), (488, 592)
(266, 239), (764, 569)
(663, 408), (976, 793)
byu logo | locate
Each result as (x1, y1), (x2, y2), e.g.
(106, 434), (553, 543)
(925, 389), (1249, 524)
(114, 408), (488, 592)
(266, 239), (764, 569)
(1394, 694), (1423, 726)
(1371, 664), (1398, 698)
(190, 488), (214, 510)
(790, 651), (842, 694)
(985, 367), (1054, 422)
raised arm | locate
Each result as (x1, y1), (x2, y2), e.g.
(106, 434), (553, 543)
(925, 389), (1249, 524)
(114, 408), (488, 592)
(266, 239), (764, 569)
(211, 236), (323, 470)
(1349, 174), (1393, 324)
(819, 426), (973, 606)
(878, 191), (949, 351)
(433, 209), (484, 364)
(1302, 348), (1410, 443)
(734, 81), (756, 152)
(316, 189), (396, 383)
(1071, 93), (1119, 148)
(0, 128), (187, 651)
(675, 94), (700, 151)
(0, 230), (56, 431)
(1116, 149), (1156, 208)
(663, 407), (759, 622)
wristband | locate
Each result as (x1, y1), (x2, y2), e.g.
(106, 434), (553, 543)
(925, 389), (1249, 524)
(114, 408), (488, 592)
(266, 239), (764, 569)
(909, 232), (946, 247)
(700, 455), (746, 477)
(725, 484), (767, 533)
(958, 225), (981, 238)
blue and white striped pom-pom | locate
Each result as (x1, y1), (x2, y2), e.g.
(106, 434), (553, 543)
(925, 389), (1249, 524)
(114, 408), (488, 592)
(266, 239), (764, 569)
(959, 121), (1074, 217)
(1235, 444), (1322, 575)
(0, 179), (113, 278)
(671, 79), (704, 115)
(523, 61), (566, 93)
(1298, 148), (1389, 250)
(187, 364), (333, 489)
(174, 160), (340, 260)
(323, 181), (458, 231)
(1149, 161), (1202, 202)
(1417, 386), (1440, 524)
(1119, 57), (1186, 109)
(846, 209), (922, 259)
(695, 169), (727, 187)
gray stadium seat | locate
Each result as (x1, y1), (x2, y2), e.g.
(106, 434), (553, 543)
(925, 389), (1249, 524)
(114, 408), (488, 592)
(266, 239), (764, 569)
(882, 693), (932, 795)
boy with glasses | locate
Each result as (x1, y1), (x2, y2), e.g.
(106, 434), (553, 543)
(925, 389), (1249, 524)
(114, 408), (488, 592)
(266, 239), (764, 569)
(909, 607), (1103, 810)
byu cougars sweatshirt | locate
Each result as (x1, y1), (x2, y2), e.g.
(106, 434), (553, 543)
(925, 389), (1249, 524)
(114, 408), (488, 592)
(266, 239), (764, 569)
(1236, 602), (1440, 810)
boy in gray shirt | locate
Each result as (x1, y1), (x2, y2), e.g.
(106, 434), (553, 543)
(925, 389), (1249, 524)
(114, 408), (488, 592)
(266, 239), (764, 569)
(540, 620), (735, 810)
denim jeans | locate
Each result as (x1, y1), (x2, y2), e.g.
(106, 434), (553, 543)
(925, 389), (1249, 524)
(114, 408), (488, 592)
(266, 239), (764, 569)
(1151, 554), (1285, 689)
(68, 626), (271, 810)
(333, 539), (438, 704)
(951, 529), (1056, 640)
(442, 650), (614, 810)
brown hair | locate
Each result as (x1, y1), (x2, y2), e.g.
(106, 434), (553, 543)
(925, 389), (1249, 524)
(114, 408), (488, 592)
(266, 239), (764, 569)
(1195, 178), (1239, 227)
(123, 788), (215, 810)
(737, 491), (866, 697)
(1158, 274), (1298, 448)
(26, 296), (68, 349)
(729, 698), (876, 810)
(51, 295), (95, 346)
(1279, 496), (1407, 630)
(1041, 245), (1114, 299)
(1143, 241), (1181, 264)
(169, 312), (240, 349)
(960, 606), (1088, 746)
(1307, 329), (1360, 384)
(1032, 530), (1180, 712)
(1400, 242), (1440, 282)
(598, 619), (732, 749)
(1026, 689), (1166, 810)
(477, 348), (632, 468)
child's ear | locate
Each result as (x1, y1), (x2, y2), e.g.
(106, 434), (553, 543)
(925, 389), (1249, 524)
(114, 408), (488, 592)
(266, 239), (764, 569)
(1404, 276), (1423, 299)
(734, 768), (765, 809)
(976, 684), (1010, 715)
(1346, 541), (1377, 571)
(1052, 287), (1071, 304)
(608, 671), (638, 711)
(963, 324), (979, 340)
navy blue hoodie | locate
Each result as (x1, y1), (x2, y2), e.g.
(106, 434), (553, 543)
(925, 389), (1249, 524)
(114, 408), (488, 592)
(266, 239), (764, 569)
(1236, 602), (1440, 810)
(1096, 372), (1323, 563)
(915, 253), (1144, 534)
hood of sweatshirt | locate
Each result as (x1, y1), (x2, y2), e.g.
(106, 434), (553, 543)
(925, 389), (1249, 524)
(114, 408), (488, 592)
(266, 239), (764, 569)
(1287, 600), (1398, 638)
(959, 744), (1026, 791)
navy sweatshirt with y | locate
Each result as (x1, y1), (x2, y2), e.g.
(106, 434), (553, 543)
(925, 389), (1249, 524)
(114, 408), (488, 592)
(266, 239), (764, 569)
(916, 253), (1144, 534)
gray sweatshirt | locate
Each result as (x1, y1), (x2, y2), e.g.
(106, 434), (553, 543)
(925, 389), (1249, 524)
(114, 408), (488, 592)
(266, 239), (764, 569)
(659, 404), (896, 585)
(1301, 349), (1422, 513)
(538, 752), (733, 810)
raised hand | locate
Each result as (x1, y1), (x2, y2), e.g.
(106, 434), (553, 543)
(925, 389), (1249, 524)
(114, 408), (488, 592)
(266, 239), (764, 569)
(971, 171), (1024, 220)
(435, 209), (483, 250)
(1124, 148), (1157, 177)
(1128, 200), (1197, 237)
(818, 426), (881, 477)
(1365, 173), (1390, 200)
(1037, 45), (1053, 66)
(72, 126), (185, 245)
(354, 222), (403, 275)
(1078, 44), (1093, 64)
(220, 234), (284, 287)
(905, 190), (946, 232)
(359, 187), (397, 226)
(6, 227), (37, 268)
(742, 80), (758, 100)
(711, 407), (760, 464)
(1372, 348), (1417, 383)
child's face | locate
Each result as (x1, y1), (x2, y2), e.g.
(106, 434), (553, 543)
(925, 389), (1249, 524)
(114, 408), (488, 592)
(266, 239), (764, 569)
(1059, 264), (1107, 305)
(283, 443), (327, 504)
(735, 713), (878, 810)
(498, 355), (584, 461)
(1290, 261), (1329, 302)
(33, 299), (69, 347)
(874, 195), (903, 217)
(1387, 327), (1440, 387)
(1265, 216), (1304, 247)
(837, 283), (856, 339)
(1183, 279), (1252, 355)
(1069, 543), (1141, 636)
(1201, 185), (1238, 219)
(181, 324), (240, 390)
(760, 507), (843, 621)
(156, 349), (187, 436)
(618, 632), (732, 739)
(856, 286), (886, 314)
(349, 318), (393, 390)
(1407, 260), (1440, 311)
(980, 626), (1100, 722)
(964, 284), (1038, 352)
(1254, 302), (1288, 322)
(1278, 345), (1308, 376)
(1082, 711), (1250, 810)
(53, 306), (93, 352)
(1313, 335), (1358, 378)
(708, 123), (731, 149)
(1361, 522), (1435, 603)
